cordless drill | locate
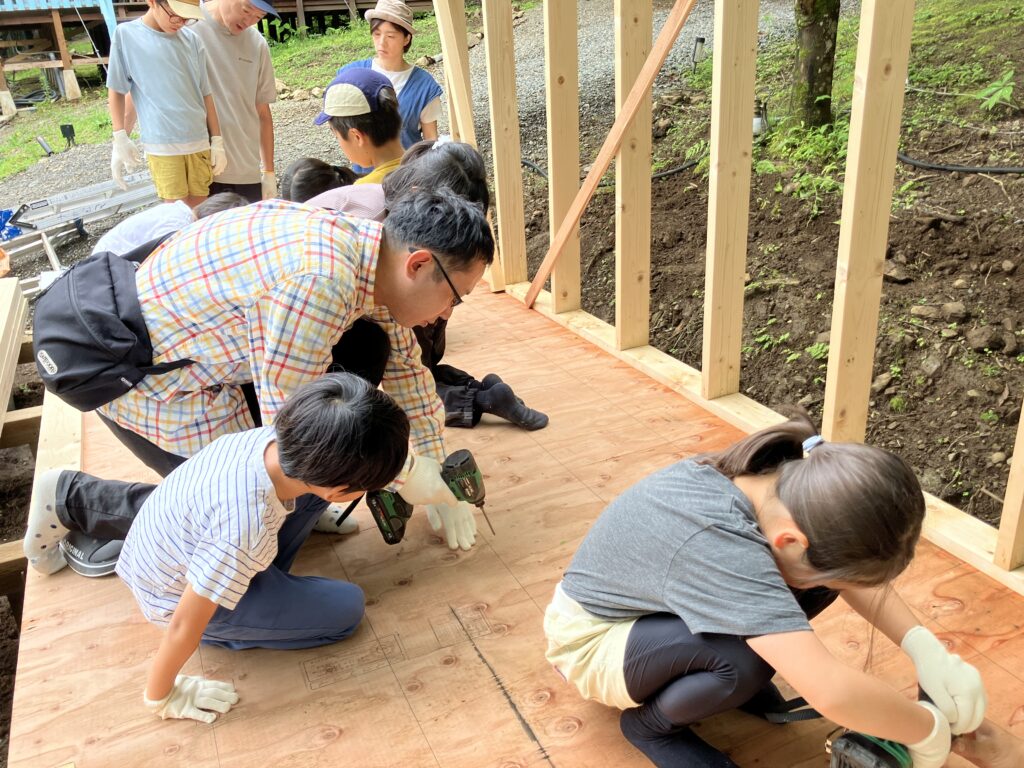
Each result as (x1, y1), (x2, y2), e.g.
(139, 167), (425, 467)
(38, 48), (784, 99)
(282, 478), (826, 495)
(827, 731), (911, 768)
(366, 449), (492, 545)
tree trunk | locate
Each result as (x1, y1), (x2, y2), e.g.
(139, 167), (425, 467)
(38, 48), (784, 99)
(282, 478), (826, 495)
(791, 0), (841, 127)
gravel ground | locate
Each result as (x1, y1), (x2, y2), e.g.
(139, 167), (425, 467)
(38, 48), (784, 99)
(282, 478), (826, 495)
(0, 0), (838, 257)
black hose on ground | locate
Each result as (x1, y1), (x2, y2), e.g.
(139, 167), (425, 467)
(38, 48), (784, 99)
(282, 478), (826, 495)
(897, 151), (1024, 175)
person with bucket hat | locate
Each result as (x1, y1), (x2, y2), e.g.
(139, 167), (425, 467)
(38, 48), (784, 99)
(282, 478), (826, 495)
(192, 0), (281, 202)
(107, 0), (228, 207)
(337, 0), (443, 173)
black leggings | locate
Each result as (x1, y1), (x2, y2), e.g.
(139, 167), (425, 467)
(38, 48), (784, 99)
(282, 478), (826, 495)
(623, 587), (838, 731)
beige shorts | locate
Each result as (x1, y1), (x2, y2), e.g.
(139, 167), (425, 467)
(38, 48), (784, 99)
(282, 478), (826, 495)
(147, 150), (213, 200)
(543, 583), (640, 710)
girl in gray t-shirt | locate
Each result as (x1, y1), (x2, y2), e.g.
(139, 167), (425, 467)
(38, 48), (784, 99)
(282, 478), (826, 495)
(547, 412), (989, 768)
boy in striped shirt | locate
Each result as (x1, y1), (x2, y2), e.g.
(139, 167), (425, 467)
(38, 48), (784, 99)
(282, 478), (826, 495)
(25, 373), (409, 722)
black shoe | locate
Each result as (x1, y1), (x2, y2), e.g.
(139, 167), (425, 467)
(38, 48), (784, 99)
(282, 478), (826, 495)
(60, 531), (123, 578)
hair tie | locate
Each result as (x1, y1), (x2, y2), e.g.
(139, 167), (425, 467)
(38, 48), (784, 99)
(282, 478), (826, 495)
(802, 435), (825, 454)
(431, 134), (454, 150)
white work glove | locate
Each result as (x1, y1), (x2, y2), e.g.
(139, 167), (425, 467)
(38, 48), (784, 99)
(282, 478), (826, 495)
(902, 625), (987, 734)
(907, 700), (952, 768)
(426, 500), (477, 551)
(398, 455), (457, 507)
(144, 674), (239, 723)
(110, 129), (142, 190)
(261, 170), (277, 200)
(209, 135), (228, 176)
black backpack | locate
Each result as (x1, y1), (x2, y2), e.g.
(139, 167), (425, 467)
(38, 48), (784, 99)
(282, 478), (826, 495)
(33, 234), (192, 412)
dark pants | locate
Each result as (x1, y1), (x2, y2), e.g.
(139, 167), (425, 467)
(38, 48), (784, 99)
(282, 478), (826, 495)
(414, 319), (482, 428)
(99, 318), (391, 476)
(622, 587), (838, 734)
(209, 181), (263, 204)
(57, 472), (362, 650)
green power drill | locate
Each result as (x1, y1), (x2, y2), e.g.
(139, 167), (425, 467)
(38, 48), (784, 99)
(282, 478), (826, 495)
(366, 449), (493, 545)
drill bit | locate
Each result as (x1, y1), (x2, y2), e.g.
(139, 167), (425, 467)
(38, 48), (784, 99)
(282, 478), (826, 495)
(478, 503), (496, 536)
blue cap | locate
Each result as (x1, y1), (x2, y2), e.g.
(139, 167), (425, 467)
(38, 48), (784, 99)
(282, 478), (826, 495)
(313, 68), (394, 126)
(250, 0), (280, 18)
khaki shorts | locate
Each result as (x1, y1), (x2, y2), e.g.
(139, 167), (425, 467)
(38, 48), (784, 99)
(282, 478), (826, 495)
(147, 150), (213, 200)
(543, 583), (640, 710)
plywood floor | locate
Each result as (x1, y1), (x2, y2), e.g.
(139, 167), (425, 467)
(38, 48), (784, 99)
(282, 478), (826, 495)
(11, 286), (1024, 768)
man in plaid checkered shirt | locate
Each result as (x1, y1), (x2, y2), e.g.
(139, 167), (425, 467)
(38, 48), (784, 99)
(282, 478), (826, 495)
(66, 189), (492, 570)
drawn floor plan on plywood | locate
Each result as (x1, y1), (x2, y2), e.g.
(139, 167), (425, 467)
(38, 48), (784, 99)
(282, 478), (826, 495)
(11, 286), (1024, 768)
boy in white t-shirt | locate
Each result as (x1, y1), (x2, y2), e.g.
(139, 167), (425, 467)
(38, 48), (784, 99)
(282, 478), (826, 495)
(91, 193), (249, 257)
(25, 374), (410, 722)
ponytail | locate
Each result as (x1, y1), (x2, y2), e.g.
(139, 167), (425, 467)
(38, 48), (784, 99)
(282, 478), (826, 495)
(701, 408), (925, 586)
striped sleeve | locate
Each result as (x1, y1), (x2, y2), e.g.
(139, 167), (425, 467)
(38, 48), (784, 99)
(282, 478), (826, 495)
(186, 537), (271, 610)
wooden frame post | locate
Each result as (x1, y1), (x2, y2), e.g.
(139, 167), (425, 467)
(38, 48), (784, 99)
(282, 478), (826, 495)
(995, 401), (1024, 570)
(544, 0), (581, 312)
(0, 60), (16, 118)
(525, 0), (697, 308)
(434, 0), (476, 146)
(613, 0), (652, 349)
(50, 10), (81, 101)
(295, 0), (307, 32)
(483, 0), (527, 288)
(700, 0), (759, 399)
(821, 0), (914, 442)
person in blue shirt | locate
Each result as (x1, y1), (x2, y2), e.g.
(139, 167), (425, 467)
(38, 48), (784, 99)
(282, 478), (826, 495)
(339, 0), (443, 173)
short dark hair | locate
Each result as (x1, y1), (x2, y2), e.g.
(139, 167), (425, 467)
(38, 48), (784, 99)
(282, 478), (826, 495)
(383, 140), (491, 212)
(370, 18), (412, 54)
(281, 157), (357, 203)
(275, 373), (410, 491)
(382, 188), (494, 272)
(194, 192), (249, 218)
(327, 86), (402, 147)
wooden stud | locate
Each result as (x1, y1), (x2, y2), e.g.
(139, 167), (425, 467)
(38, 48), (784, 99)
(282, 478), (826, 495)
(50, 10), (81, 101)
(483, 0), (527, 287)
(296, 0), (307, 31)
(544, 0), (581, 312)
(821, 0), (914, 443)
(0, 405), (42, 450)
(434, 0), (476, 146)
(0, 279), (29, 442)
(613, 0), (652, 350)
(995, 397), (1024, 570)
(524, 0), (698, 308)
(700, 0), (759, 398)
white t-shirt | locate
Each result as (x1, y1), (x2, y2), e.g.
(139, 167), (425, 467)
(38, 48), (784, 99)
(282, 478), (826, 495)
(192, 6), (277, 184)
(117, 426), (292, 623)
(371, 61), (443, 125)
(92, 200), (195, 256)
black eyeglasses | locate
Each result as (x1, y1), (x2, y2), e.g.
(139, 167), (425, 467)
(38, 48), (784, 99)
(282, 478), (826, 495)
(158, 2), (198, 25)
(412, 247), (463, 308)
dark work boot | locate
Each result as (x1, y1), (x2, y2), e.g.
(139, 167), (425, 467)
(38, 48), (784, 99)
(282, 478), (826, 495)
(474, 382), (548, 430)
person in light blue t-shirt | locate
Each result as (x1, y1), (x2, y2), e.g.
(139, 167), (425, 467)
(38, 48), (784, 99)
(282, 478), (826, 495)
(25, 374), (410, 723)
(106, 0), (228, 207)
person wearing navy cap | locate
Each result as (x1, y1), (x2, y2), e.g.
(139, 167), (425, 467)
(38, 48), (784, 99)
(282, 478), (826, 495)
(315, 68), (405, 186)
(192, 0), (280, 202)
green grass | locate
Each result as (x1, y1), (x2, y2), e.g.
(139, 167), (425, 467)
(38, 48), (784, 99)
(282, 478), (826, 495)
(0, 89), (111, 179)
(266, 11), (443, 91)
